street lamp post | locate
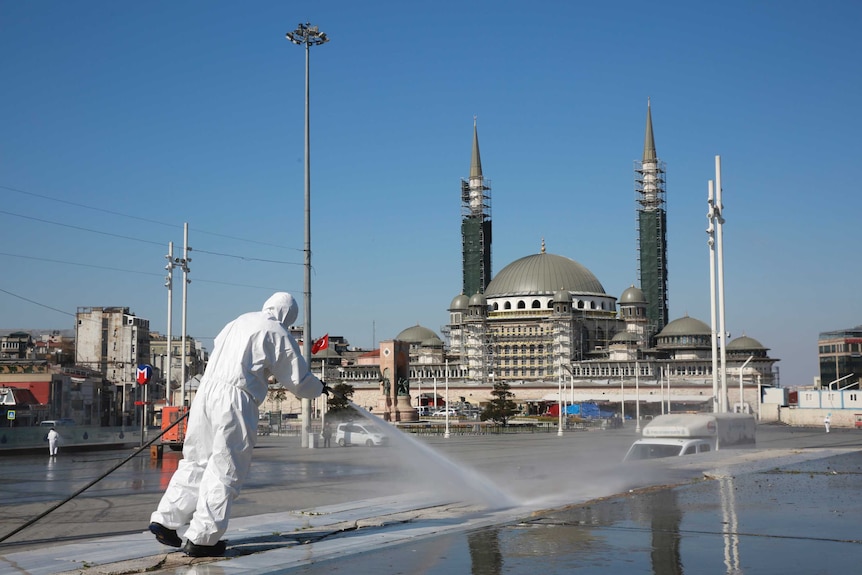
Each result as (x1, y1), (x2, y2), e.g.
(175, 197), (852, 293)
(635, 361), (641, 433)
(286, 22), (329, 448)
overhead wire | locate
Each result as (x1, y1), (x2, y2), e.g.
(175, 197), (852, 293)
(0, 184), (302, 251)
(0, 209), (304, 265)
(0, 253), (290, 291)
(0, 184), (308, 340)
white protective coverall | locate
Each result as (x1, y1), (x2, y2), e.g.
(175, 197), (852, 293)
(47, 428), (59, 456)
(150, 292), (324, 546)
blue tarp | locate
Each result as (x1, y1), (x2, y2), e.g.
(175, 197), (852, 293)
(566, 402), (616, 419)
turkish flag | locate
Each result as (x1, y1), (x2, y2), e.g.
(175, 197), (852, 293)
(312, 333), (329, 354)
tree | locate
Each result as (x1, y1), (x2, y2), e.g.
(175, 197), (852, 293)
(267, 385), (288, 413)
(326, 383), (356, 416)
(481, 381), (518, 426)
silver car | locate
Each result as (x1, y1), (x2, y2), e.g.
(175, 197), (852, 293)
(335, 422), (388, 447)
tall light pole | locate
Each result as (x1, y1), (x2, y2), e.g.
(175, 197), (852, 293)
(287, 22), (329, 448)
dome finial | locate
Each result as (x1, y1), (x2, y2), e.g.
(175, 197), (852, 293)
(541, 238), (546, 254)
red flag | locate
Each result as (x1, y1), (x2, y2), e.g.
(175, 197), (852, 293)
(312, 333), (329, 354)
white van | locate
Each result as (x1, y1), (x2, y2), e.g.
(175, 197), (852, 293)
(335, 422), (388, 447)
(40, 419), (76, 427)
(623, 438), (712, 461)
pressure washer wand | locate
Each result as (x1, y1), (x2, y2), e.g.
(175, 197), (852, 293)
(0, 410), (190, 545)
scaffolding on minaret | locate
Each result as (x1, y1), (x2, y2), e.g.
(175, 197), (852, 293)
(461, 117), (492, 298)
(634, 99), (669, 345)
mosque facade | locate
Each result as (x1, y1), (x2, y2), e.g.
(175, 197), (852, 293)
(440, 104), (779, 407)
(315, 105), (779, 415)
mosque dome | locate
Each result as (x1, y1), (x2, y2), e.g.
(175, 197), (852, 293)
(728, 335), (766, 351)
(449, 294), (469, 311)
(655, 315), (712, 350)
(421, 336), (444, 348)
(620, 285), (646, 304)
(485, 252), (605, 297)
(396, 325), (440, 344)
(657, 316), (711, 338)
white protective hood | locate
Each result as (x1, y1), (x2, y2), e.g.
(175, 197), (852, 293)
(262, 292), (298, 329)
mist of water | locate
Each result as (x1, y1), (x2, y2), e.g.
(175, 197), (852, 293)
(347, 401), (518, 510)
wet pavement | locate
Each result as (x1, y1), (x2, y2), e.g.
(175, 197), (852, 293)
(0, 424), (860, 574)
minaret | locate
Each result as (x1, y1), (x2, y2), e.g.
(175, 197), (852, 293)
(460, 117), (492, 297)
(635, 99), (669, 343)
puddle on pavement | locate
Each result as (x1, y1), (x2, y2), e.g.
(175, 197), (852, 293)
(292, 453), (862, 574)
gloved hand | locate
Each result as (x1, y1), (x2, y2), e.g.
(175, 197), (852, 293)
(321, 382), (333, 397)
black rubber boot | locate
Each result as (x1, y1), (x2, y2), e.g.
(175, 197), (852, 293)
(182, 539), (227, 557)
(148, 522), (182, 548)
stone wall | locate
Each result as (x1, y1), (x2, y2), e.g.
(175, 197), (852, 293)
(760, 402), (861, 428)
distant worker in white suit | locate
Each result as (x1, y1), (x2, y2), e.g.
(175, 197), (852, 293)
(824, 413), (831, 433)
(47, 427), (60, 457)
(149, 292), (329, 557)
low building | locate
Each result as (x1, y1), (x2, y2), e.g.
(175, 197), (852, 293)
(818, 326), (862, 390)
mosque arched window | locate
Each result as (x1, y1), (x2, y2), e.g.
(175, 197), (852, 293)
(532, 300), (541, 309)
(517, 300), (526, 309)
(504, 301), (512, 310)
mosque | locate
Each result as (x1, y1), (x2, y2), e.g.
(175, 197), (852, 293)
(323, 104), (779, 416)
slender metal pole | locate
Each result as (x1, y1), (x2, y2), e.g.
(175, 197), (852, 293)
(557, 362), (563, 436)
(666, 367), (672, 413)
(300, 33), (313, 448)
(635, 361), (641, 433)
(708, 180), (719, 413)
(181, 223), (190, 407)
(620, 369), (625, 426)
(444, 360), (450, 438)
(739, 355), (753, 413)
(715, 156), (728, 412)
(287, 22), (328, 449)
(165, 242), (174, 407)
(660, 365), (665, 416)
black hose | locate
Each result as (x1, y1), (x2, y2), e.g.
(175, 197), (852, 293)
(0, 410), (190, 545)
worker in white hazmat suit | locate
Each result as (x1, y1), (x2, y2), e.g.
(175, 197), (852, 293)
(47, 427), (60, 457)
(149, 292), (328, 557)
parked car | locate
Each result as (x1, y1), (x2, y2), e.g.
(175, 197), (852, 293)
(432, 408), (458, 417)
(335, 422), (388, 447)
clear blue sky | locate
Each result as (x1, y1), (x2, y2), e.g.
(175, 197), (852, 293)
(2, 1), (860, 388)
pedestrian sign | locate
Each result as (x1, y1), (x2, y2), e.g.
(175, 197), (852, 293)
(6, 410), (15, 420)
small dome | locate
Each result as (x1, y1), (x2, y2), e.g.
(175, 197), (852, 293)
(449, 294), (469, 310)
(657, 316), (711, 337)
(553, 289), (572, 303)
(728, 335), (766, 350)
(620, 285), (646, 304)
(611, 331), (639, 343)
(469, 293), (487, 306)
(396, 325), (440, 344)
